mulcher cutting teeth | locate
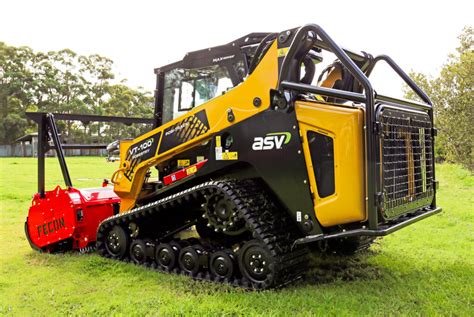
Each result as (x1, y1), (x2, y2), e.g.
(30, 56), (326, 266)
(96, 179), (309, 289)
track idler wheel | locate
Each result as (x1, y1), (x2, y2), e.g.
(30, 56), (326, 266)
(178, 245), (206, 276)
(155, 242), (181, 271)
(104, 225), (129, 259)
(239, 240), (275, 287)
(130, 239), (147, 264)
(209, 250), (236, 279)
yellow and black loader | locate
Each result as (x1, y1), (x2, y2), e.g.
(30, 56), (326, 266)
(26, 24), (441, 289)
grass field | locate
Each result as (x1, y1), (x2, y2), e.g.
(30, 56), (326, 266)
(0, 157), (472, 316)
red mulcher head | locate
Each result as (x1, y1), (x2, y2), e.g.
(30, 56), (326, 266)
(25, 186), (120, 253)
(24, 112), (151, 253)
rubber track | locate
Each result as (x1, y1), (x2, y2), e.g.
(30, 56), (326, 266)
(96, 179), (309, 290)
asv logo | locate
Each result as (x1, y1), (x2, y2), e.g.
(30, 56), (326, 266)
(252, 132), (291, 151)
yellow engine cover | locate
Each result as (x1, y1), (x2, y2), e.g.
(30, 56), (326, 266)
(296, 101), (366, 227)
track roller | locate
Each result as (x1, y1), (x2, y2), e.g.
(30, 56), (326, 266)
(130, 239), (148, 264)
(209, 249), (236, 279)
(179, 245), (206, 276)
(155, 242), (180, 270)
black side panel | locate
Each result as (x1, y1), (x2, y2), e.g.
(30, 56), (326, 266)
(188, 109), (322, 235)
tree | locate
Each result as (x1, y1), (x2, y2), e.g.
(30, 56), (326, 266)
(0, 43), (36, 142)
(93, 83), (154, 143)
(405, 27), (473, 170)
(0, 42), (153, 144)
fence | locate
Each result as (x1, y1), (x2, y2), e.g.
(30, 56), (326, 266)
(0, 144), (107, 157)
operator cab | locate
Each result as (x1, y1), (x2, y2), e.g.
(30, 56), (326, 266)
(154, 33), (271, 126)
(154, 30), (367, 128)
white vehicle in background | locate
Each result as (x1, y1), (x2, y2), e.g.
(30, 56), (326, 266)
(106, 140), (120, 162)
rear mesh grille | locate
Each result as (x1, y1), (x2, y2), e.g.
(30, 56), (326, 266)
(378, 107), (434, 219)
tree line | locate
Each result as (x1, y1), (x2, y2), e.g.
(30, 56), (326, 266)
(0, 42), (154, 145)
(404, 27), (472, 171)
(1, 28), (472, 169)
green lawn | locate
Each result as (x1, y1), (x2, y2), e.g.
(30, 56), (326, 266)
(0, 157), (472, 316)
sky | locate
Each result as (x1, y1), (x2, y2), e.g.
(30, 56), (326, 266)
(1, 0), (472, 98)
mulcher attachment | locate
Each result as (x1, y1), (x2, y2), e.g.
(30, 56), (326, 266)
(25, 185), (120, 253)
(96, 179), (309, 289)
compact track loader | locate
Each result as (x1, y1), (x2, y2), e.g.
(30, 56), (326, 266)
(26, 24), (441, 289)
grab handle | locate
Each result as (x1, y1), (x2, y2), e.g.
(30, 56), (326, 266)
(111, 161), (130, 185)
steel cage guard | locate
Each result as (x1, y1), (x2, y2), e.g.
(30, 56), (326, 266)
(277, 23), (435, 230)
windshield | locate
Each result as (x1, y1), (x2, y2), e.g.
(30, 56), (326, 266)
(162, 64), (236, 123)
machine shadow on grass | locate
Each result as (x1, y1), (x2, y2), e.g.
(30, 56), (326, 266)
(302, 244), (386, 286)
